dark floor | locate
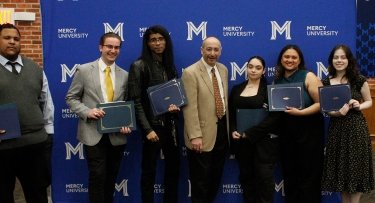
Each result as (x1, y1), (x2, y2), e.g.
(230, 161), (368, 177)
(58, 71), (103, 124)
(14, 181), (51, 203)
(14, 152), (375, 203)
(361, 164), (375, 203)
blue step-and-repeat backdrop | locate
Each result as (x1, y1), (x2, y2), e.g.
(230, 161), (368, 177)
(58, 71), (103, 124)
(40, 0), (357, 202)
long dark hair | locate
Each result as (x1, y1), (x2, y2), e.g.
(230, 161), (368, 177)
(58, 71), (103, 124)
(275, 44), (306, 80)
(140, 25), (177, 79)
(327, 44), (360, 86)
(247, 55), (269, 103)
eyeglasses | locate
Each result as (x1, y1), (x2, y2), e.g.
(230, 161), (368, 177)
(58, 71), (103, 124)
(149, 37), (165, 44)
(103, 44), (121, 50)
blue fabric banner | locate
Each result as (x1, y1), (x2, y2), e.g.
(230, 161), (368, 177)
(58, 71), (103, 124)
(357, 0), (375, 77)
(40, 0), (355, 202)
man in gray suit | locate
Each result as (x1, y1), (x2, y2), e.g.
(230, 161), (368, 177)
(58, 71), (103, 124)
(182, 36), (229, 203)
(66, 32), (131, 203)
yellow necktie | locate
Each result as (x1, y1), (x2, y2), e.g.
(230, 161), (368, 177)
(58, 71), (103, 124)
(105, 67), (114, 102)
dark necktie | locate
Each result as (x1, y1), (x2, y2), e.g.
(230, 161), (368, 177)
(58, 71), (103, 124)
(211, 68), (224, 119)
(7, 61), (18, 75)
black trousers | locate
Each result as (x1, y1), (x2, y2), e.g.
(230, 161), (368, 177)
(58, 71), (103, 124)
(187, 116), (229, 203)
(0, 141), (49, 203)
(44, 134), (53, 186)
(234, 136), (279, 203)
(84, 135), (125, 203)
(141, 124), (180, 203)
(280, 114), (324, 203)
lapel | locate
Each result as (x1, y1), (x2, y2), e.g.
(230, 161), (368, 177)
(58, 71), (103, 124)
(198, 61), (214, 96)
(217, 64), (228, 98)
(90, 61), (105, 103)
(113, 65), (122, 101)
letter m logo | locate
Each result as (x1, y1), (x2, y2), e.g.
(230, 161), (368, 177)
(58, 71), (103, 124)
(103, 23), (124, 41)
(115, 179), (129, 196)
(275, 180), (285, 196)
(270, 21), (292, 40)
(316, 62), (329, 79)
(65, 142), (85, 160)
(61, 64), (79, 83)
(230, 62), (247, 81)
(187, 21), (207, 40)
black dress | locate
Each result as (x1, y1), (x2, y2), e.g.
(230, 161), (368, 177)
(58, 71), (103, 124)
(321, 75), (374, 193)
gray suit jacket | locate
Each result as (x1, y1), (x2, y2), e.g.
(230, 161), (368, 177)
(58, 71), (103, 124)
(182, 59), (229, 152)
(66, 59), (129, 146)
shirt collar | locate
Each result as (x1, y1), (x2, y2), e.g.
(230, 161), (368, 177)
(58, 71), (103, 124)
(0, 55), (23, 67)
(201, 57), (217, 72)
(98, 58), (115, 72)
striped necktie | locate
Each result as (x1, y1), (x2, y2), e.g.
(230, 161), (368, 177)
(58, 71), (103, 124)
(211, 68), (224, 119)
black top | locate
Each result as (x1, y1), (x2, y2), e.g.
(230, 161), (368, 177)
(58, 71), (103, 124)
(128, 59), (178, 135)
(229, 79), (283, 143)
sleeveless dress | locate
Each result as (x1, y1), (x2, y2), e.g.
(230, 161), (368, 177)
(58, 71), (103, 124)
(321, 75), (374, 193)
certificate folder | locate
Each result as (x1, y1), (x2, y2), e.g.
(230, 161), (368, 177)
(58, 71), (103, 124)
(319, 84), (351, 112)
(147, 79), (188, 116)
(96, 101), (136, 134)
(267, 83), (304, 111)
(0, 103), (21, 141)
(236, 108), (269, 133)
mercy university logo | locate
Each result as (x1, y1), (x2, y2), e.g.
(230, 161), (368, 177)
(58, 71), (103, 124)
(270, 21), (292, 40)
(187, 21), (207, 40)
(104, 23), (125, 41)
